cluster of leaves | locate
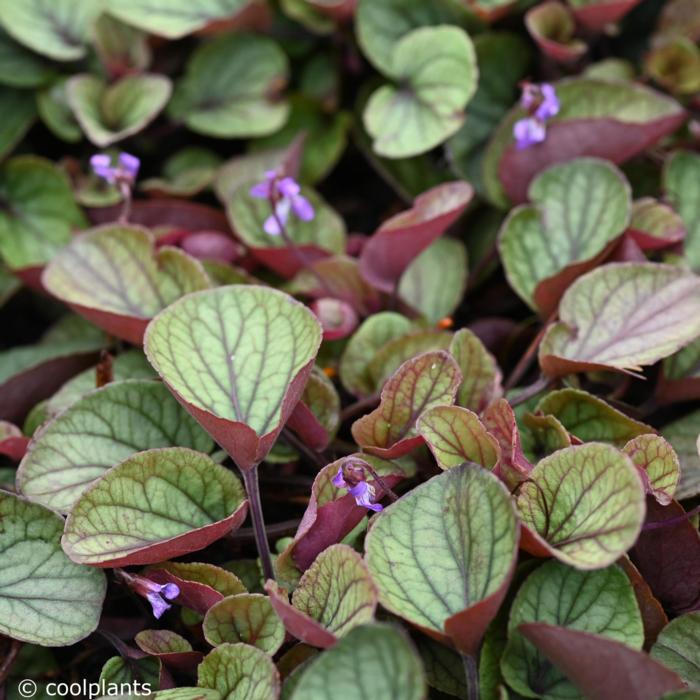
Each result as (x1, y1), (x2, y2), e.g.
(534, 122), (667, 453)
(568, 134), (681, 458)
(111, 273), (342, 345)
(1, 0), (700, 699)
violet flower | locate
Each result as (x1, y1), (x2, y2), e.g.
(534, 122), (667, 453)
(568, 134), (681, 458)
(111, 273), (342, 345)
(513, 82), (560, 150)
(332, 466), (383, 512)
(121, 572), (180, 619)
(90, 152), (140, 185)
(249, 169), (314, 236)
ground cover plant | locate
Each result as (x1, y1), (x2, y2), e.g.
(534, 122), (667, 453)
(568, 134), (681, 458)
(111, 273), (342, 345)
(0, 0), (700, 699)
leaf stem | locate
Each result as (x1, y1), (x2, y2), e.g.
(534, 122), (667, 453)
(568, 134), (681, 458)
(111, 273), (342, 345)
(509, 375), (553, 408)
(118, 182), (132, 224)
(504, 310), (557, 391)
(340, 392), (380, 423)
(461, 652), (480, 700)
(643, 503), (700, 531)
(281, 426), (328, 468)
(242, 464), (276, 583)
(0, 638), (21, 685)
(361, 461), (399, 502)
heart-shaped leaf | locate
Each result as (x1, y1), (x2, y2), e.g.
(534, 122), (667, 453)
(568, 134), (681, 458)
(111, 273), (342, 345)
(526, 1), (587, 63)
(499, 158), (631, 313)
(352, 350), (462, 458)
(135, 630), (203, 672)
(536, 388), (653, 445)
(169, 33), (289, 138)
(43, 225), (211, 345)
(366, 464), (519, 655)
(0, 155), (85, 272)
(623, 435), (680, 506)
(363, 26), (478, 158)
(198, 643), (280, 700)
(627, 198), (686, 251)
(0, 0), (100, 60)
(0, 491), (106, 645)
(450, 328), (503, 413)
(227, 184), (346, 278)
(502, 561), (643, 699)
(277, 454), (414, 572)
(67, 74), (172, 147)
(538, 263), (700, 377)
(517, 442), (646, 569)
(62, 447), (248, 566)
(359, 181), (472, 293)
(418, 405), (499, 469)
(107, 0), (254, 38)
(651, 613), (700, 687)
(0, 314), (104, 423)
(203, 593), (285, 653)
(519, 624), (685, 700)
(18, 379), (213, 512)
(145, 285), (322, 471)
(663, 409), (700, 499)
(484, 78), (685, 206)
(664, 151), (700, 270)
(289, 623), (426, 700)
(398, 238), (468, 324)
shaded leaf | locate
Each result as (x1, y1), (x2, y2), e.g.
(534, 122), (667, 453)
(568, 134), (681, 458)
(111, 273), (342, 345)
(62, 447), (248, 566)
(0, 88), (35, 161)
(18, 379), (213, 512)
(0, 491), (106, 645)
(450, 328), (503, 413)
(363, 26), (477, 158)
(651, 612), (700, 687)
(289, 623), (426, 700)
(351, 350), (462, 458)
(145, 285), (322, 471)
(418, 405), (499, 469)
(526, 1), (587, 63)
(43, 225), (211, 345)
(366, 465), (519, 654)
(623, 434), (680, 506)
(169, 33), (289, 138)
(141, 148), (222, 198)
(663, 409), (700, 499)
(359, 181), (472, 293)
(0, 29), (56, 88)
(203, 593), (285, 653)
(517, 442), (646, 569)
(568, 0), (641, 29)
(135, 630), (202, 672)
(67, 74), (171, 147)
(664, 151), (700, 270)
(627, 198), (686, 251)
(502, 561), (643, 699)
(538, 263), (700, 377)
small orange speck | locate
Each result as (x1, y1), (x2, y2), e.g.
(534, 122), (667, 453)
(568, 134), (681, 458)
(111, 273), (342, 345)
(323, 366), (337, 378)
(437, 317), (454, 329)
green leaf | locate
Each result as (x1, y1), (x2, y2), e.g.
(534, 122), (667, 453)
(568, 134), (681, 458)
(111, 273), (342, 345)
(539, 263), (700, 377)
(198, 643), (280, 700)
(418, 405), (499, 469)
(145, 285), (322, 471)
(363, 26), (478, 158)
(170, 33), (289, 138)
(662, 409), (700, 499)
(203, 593), (285, 653)
(365, 465), (519, 653)
(291, 544), (377, 638)
(136, 629), (194, 655)
(664, 151), (700, 270)
(92, 14), (151, 76)
(623, 435), (680, 506)
(517, 443), (646, 569)
(356, 0), (476, 71)
(339, 312), (413, 396)
(62, 447), (248, 566)
(651, 612), (700, 687)
(37, 78), (82, 143)
(398, 238), (468, 324)
(141, 148), (222, 197)
(0, 0), (100, 61)
(502, 561), (644, 700)
(43, 225), (210, 344)
(499, 158), (631, 312)
(289, 623), (426, 700)
(0, 29), (55, 88)
(0, 491), (106, 645)
(450, 328), (503, 413)
(67, 74), (172, 147)
(0, 155), (84, 270)
(100, 655), (161, 689)
(352, 350), (462, 458)
(417, 635), (470, 700)
(149, 560), (247, 598)
(536, 388), (653, 445)
(18, 379), (213, 512)
(628, 197), (686, 249)
(108, 0), (253, 39)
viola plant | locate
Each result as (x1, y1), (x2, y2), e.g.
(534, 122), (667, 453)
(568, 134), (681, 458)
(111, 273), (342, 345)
(0, 1), (700, 699)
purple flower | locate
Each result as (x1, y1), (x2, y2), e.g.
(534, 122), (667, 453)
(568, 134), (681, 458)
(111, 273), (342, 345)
(145, 582), (180, 619)
(90, 152), (140, 185)
(249, 170), (314, 236)
(332, 467), (383, 512)
(513, 82), (560, 150)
